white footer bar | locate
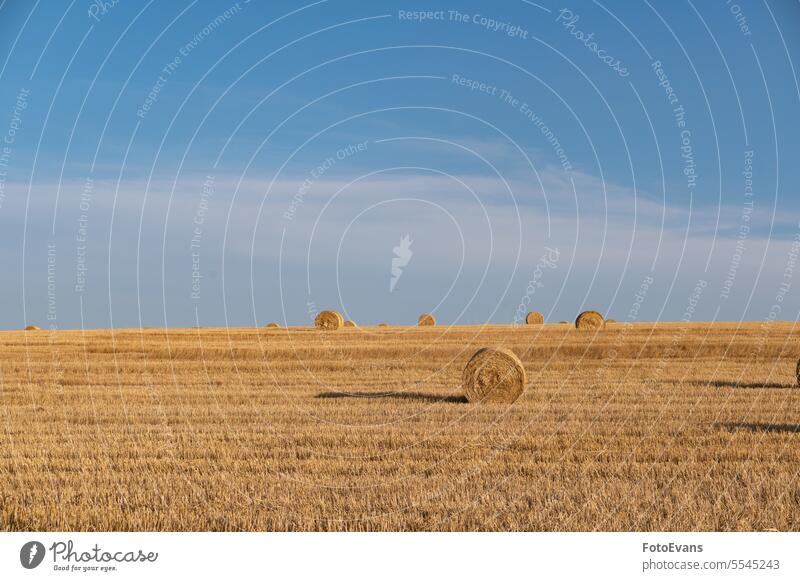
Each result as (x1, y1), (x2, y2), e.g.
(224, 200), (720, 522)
(1, 533), (796, 580)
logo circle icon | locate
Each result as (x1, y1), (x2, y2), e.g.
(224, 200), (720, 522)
(20, 541), (45, 569)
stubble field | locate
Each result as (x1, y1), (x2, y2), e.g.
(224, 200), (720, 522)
(1, 321), (798, 531)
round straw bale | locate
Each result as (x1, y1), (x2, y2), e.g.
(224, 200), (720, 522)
(343, 320), (357, 328)
(418, 313), (436, 326)
(265, 322), (280, 328)
(24, 325), (41, 331)
(377, 323), (389, 327)
(575, 310), (605, 330)
(462, 347), (526, 404)
(525, 311), (544, 325)
(314, 310), (343, 331)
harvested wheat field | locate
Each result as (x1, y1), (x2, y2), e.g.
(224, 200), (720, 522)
(1, 321), (799, 532)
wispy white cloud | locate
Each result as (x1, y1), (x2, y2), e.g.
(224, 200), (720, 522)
(3, 165), (797, 327)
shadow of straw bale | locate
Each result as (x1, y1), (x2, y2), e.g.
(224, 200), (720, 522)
(317, 391), (468, 404)
(717, 422), (800, 434)
(688, 380), (792, 389)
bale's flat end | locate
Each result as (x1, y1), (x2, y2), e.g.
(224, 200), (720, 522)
(315, 310), (344, 331)
(576, 310), (605, 330)
(463, 347), (526, 404)
(525, 311), (544, 325)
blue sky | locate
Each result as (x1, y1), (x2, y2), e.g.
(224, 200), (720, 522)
(0, 0), (798, 329)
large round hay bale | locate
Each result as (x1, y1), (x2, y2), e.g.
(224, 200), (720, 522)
(343, 320), (357, 328)
(575, 310), (605, 330)
(525, 311), (544, 325)
(24, 325), (41, 331)
(462, 347), (526, 404)
(418, 313), (436, 327)
(314, 310), (343, 331)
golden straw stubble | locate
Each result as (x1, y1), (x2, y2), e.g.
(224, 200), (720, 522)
(314, 310), (344, 331)
(575, 310), (605, 330)
(462, 347), (526, 404)
(525, 311), (544, 325)
(418, 313), (436, 326)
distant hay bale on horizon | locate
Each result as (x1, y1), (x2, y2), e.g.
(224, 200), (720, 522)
(525, 311), (544, 325)
(343, 320), (357, 328)
(377, 323), (389, 328)
(575, 311), (605, 330)
(314, 310), (344, 331)
(558, 321), (570, 325)
(462, 347), (526, 404)
(25, 325), (41, 331)
(265, 322), (280, 329)
(418, 313), (436, 327)
(606, 319), (617, 324)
